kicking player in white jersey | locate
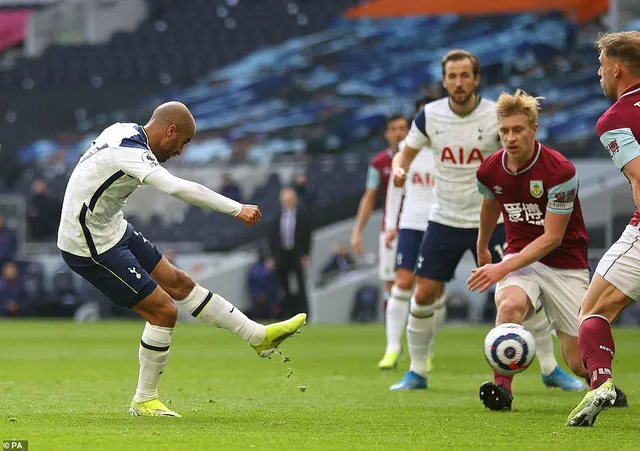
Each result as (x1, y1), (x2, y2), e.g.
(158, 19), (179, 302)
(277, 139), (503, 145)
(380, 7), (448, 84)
(389, 50), (586, 391)
(57, 102), (306, 417)
(378, 97), (438, 370)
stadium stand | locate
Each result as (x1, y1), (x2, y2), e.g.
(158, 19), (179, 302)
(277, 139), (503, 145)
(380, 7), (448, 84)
(6, 10), (625, 252)
(1, 0), (638, 320)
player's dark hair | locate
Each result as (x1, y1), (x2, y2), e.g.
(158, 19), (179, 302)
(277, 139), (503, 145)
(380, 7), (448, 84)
(385, 113), (409, 130)
(441, 49), (481, 78)
(596, 31), (640, 77)
(414, 95), (437, 113)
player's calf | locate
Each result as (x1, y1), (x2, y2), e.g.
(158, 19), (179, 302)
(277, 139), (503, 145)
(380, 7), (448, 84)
(394, 268), (415, 291)
(557, 332), (588, 379)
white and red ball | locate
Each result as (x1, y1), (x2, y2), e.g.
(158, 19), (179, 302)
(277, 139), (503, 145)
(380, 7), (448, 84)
(484, 323), (536, 375)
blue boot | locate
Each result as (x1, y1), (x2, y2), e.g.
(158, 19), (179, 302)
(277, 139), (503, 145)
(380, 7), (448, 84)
(542, 366), (587, 391)
(390, 371), (427, 391)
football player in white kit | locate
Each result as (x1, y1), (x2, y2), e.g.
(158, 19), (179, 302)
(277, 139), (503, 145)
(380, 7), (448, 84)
(57, 102), (306, 417)
(378, 97), (438, 370)
(389, 50), (586, 391)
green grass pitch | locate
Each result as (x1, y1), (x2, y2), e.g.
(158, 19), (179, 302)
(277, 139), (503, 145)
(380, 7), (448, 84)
(1, 320), (639, 450)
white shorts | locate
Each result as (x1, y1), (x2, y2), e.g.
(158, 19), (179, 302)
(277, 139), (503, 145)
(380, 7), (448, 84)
(379, 232), (398, 282)
(596, 224), (640, 301)
(496, 260), (589, 337)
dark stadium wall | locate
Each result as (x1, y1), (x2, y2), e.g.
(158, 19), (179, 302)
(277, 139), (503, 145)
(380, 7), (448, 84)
(0, 82), (163, 164)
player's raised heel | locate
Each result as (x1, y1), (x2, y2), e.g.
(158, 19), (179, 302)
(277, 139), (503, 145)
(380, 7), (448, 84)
(252, 313), (307, 358)
(566, 378), (616, 427)
(479, 381), (513, 411)
(613, 385), (628, 407)
(129, 398), (181, 417)
(542, 366), (587, 391)
(378, 351), (401, 370)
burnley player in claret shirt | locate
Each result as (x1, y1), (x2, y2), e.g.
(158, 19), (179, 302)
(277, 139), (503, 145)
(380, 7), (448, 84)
(567, 30), (640, 428)
(468, 90), (596, 411)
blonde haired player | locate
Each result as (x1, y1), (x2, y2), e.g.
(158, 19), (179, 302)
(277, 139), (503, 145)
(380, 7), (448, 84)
(566, 31), (640, 427)
(390, 50), (586, 392)
(469, 90), (626, 411)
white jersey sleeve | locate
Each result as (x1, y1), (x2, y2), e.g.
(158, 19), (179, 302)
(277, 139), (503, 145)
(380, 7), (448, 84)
(112, 146), (162, 183)
(405, 109), (430, 150)
(398, 146), (436, 231)
(144, 170), (242, 216)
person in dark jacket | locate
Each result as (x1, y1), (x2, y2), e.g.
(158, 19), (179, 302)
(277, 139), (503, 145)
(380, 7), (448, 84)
(269, 188), (312, 318)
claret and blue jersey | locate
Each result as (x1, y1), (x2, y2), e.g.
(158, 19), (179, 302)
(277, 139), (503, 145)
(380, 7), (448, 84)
(476, 141), (589, 270)
(596, 84), (640, 225)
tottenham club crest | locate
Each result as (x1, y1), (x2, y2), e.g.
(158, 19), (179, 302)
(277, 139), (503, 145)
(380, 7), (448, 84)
(530, 180), (544, 199)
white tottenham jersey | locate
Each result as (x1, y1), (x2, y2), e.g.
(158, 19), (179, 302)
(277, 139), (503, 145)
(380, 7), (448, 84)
(385, 141), (436, 232)
(405, 97), (502, 228)
(57, 122), (164, 257)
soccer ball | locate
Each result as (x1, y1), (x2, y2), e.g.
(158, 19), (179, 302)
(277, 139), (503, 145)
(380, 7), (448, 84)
(483, 323), (536, 375)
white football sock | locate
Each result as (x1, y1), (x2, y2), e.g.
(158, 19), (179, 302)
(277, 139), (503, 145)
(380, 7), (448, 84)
(176, 284), (266, 346)
(134, 322), (173, 403)
(427, 291), (447, 359)
(407, 296), (435, 378)
(385, 285), (411, 354)
(524, 306), (558, 376)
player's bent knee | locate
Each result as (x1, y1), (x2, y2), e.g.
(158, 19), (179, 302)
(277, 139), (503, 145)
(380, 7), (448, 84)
(496, 298), (527, 324)
(163, 302), (179, 324)
(413, 277), (443, 305)
(395, 269), (414, 290)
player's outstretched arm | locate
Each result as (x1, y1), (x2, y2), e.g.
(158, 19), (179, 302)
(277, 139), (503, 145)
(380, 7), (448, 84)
(469, 173), (575, 293)
(477, 197), (501, 266)
(500, 171), (578, 273)
(500, 210), (570, 275)
(144, 169), (260, 225)
(391, 144), (419, 187)
(351, 187), (376, 254)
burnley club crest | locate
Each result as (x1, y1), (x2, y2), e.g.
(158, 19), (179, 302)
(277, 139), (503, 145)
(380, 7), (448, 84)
(530, 180), (544, 199)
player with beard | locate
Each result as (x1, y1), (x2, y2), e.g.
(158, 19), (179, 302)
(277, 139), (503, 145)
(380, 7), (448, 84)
(390, 50), (586, 392)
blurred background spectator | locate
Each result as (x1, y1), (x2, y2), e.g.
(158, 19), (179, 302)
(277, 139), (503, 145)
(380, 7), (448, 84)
(27, 178), (62, 241)
(247, 242), (280, 319)
(0, 261), (29, 317)
(291, 173), (316, 211)
(0, 214), (17, 267)
(318, 243), (356, 286)
(219, 173), (244, 203)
